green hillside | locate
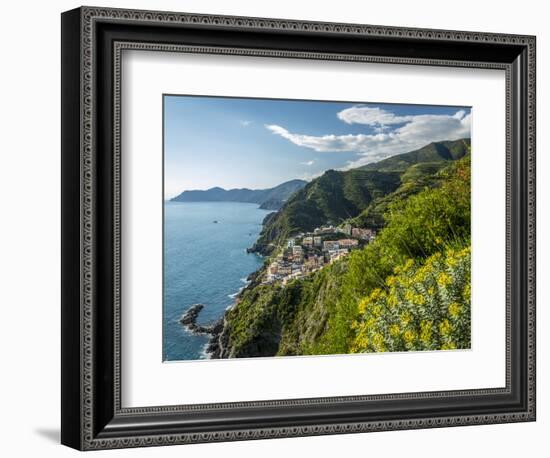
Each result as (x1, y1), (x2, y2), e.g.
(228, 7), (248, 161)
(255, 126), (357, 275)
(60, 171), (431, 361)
(359, 138), (470, 172)
(211, 154), (472, 358)
(250, 138), (470, 254)
(249, 169), (402, 254)
(349, 160), (451, 229)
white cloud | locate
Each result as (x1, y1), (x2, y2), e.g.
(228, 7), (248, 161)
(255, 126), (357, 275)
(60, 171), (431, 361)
(265, 110), (470, 168)
(265, 124), (374, 153)
(240, 120), (252, 127)
(301, 160), (315, 166)
(337, 105), (414, 126)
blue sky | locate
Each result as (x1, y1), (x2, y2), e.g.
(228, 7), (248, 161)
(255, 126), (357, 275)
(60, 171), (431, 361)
(164, 95), (471, 198)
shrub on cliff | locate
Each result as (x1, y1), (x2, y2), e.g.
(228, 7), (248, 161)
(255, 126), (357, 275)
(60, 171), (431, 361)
(310, 155), (471, 354)
(351, 246), (471, 353)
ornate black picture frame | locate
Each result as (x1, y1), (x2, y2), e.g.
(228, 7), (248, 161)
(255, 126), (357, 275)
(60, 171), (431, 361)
(61, 6), (536, 450)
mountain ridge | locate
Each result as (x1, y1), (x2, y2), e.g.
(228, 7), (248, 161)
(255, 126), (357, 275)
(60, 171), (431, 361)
(171, 179), (307, 210)
(358, 138), (471, 172)
(249, 138), (470, 255)
(209, 152), (472, 359)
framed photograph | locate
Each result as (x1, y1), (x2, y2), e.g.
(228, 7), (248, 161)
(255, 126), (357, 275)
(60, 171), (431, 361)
(61, 6), (536, 450)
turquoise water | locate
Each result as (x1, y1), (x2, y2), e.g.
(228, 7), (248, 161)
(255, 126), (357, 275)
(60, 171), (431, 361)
(163, 201), (271, 361)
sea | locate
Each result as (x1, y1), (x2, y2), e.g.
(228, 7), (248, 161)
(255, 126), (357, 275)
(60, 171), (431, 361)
(163, 201), (272, 361)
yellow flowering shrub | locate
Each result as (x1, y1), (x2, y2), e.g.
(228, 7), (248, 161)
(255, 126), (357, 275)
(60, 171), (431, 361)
(306, 156), (471, 356)
(351, 246), (471, 353)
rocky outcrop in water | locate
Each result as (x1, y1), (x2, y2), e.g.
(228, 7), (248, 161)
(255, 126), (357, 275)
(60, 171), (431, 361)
(180, 304), (223, 336)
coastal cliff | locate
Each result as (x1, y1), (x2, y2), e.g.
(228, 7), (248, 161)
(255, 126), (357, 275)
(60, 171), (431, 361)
(248, 139), (470, 255)
(205, 141), (472, 358)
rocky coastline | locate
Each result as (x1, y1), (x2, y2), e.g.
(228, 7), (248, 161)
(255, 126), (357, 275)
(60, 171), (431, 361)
(179, 266), (265, 359)
(179, 304), (231, 358)
(179, 304), (224, 336)
(204, 317), (231, 358)
(204, 265), (267, 358)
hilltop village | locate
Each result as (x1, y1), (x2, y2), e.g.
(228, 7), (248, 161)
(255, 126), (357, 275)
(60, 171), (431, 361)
(264, 224), (376, 285)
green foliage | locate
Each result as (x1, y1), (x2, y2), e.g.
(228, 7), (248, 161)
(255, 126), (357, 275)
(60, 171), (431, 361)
(251, 169), (401, 254)
(378, 156), (471, 260)
(252, 139), (470, 254)
(307, 155), (471, 354)
(222, 146), (472, 358)
(223, 264), (347, 357)
(277, 262), (346, 356)
(359, 138), (470, 172)
(348, 160), (450, 229)
(223, 284), (291, 357)
(351, 246), (471, 353)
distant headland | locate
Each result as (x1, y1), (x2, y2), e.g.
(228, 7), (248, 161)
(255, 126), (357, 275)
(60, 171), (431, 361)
(170, 179), (307, 210)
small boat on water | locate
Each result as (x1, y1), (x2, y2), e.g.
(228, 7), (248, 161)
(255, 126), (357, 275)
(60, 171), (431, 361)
(213, 220), (218, 224)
